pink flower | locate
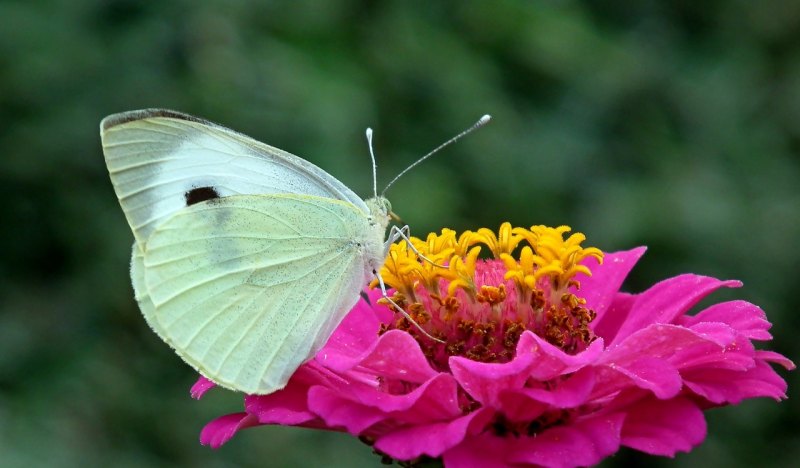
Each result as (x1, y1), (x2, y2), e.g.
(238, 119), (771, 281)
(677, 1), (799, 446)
(193, 224), (794, 467)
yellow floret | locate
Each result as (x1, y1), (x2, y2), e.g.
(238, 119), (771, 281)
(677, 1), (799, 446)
(374, 224), (603, 301)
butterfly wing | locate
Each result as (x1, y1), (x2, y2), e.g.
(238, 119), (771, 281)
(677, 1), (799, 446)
(130, 244), (159, 334)
(140, 194), (372, 394)
(100, 109), (368, 247)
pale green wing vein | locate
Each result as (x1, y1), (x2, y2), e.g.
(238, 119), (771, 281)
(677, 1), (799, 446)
(172, 246), (349, 376)
(140, 194), (372, 393)
(148, 242), (338, 306)
(238, 248), (356, 385)
(176, 249), (346, 359)
(252, 249), (362, 387)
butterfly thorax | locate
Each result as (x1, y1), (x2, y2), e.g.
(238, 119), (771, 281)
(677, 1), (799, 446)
(363, 196), (392, 278)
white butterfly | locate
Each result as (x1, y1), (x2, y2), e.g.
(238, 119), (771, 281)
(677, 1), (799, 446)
(100, 109), (488, 395)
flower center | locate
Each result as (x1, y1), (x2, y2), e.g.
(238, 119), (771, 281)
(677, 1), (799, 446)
(373, 223), (604, 371)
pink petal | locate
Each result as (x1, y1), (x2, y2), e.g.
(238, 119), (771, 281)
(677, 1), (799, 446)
(508, 413), (626, 468)
(683, 359), (789, 404)
(677, 327), (756, 372)
(678, 300), (773, 341)
(494, 392), (548, 422)
(592, 292), (635, 343)
(500, 367), (596, 414)
(356, 331), (439, 383)
(756, 350), (796, 370)
(307, 373), (462, 434)
(612, 275), (741, 346)
(443, 433), (518, 468)
(526, 335), (605, 381)
(620, 397), (706, 456)
(602, 323), (742, 371)
(190, 376), (216, 400)
(244, 390), (317, 426)
(595, 323), (762, 400)
(244, 362), (343, 425)
(345, 373), (461, 417)
(373, 407), (493, 460)
(572, 247), (646, 319)
(683, 321), (739, 348)
(200, 412), (259, 449)
(594, 356), (682, 400)
(319, 329), (438, 384)
(318, 290), (385, 362)
(448, 341), (534, 408)
(307, 386), (386, 433)
(449, 332), (603, 408)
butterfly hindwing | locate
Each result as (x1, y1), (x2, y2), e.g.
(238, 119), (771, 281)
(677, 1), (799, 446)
(130, 244), (163, 337)
(100, 109), (368, 247)
(141, 194), (369, 394)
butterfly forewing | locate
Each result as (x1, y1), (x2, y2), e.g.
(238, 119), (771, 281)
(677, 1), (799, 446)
(141, 194), (370, 394)
(100, 109), (368, 247)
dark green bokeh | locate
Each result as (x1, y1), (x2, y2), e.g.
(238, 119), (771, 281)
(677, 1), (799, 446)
(1, 1), (797, 466)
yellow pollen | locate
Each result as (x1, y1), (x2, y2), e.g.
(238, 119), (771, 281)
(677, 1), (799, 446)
(374, 223), (604, 359)
(375, 223), (603, 301)
(476, 284), (507, 305)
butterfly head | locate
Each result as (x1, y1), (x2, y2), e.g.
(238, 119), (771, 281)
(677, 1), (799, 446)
(365, 196), (395, 235)
(365, 196), (392, 224)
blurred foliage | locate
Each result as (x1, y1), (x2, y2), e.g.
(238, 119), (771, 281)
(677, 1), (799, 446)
(1, 0), (798, 466)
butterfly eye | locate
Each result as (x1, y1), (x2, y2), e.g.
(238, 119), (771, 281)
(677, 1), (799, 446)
(185, 186), (220, 206)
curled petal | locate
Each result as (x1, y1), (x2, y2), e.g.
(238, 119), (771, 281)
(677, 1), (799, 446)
(308, 373), (462, 434)
(756, 350), (796, 370)
(498, 367), (596, 421)
(595, 356), (682, 400)
(678, 300), (773, 341)
(447, 410), (626, 468)
(684, 359), (790, 404)
(244, 362), (348, 425)
(450, 332), (603, 407)
(200, 412), (259, 449)
(320, 329), (438, 384)
(374, 407), (494, 460)
(508, 413), (626, 468)
(190, 376), (216, 400)
(611, 275), (742, 346)
(621, 397), (706, 456)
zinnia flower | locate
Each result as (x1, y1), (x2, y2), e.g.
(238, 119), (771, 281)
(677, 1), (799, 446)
(193, 223), (794, 467)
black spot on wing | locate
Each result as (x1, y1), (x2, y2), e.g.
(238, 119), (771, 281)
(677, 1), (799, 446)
(185, 186), (220, 206)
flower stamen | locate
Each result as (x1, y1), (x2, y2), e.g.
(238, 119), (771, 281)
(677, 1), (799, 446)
(374, 223), (604, 368)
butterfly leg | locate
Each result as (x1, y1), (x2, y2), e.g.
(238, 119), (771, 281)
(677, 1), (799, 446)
(383, 224), (408, 255)
(374, 270), (445, 344)
(386, 225), (447, 268)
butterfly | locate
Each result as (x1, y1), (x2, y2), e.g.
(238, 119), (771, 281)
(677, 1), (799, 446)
(100, 109), (488, 394)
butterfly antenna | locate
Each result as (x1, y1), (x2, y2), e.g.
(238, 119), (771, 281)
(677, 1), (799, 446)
(366, 127), (378, 199)
(381, 114), (491, 196)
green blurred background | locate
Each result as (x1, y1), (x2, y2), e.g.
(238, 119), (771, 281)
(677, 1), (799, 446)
(1, 1), (797, 466)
